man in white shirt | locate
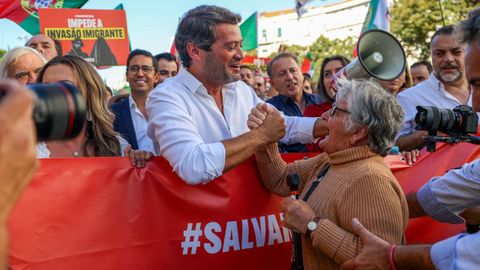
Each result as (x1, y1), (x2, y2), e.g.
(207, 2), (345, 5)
(111, 49), (158, 153)
(396, 25), (471, 151)
(147, 5), (326, 185)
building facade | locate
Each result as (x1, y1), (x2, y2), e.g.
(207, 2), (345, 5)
(257, 0), (370, 57)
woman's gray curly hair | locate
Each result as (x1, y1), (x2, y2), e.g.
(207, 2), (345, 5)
(335, 78), (404, 156)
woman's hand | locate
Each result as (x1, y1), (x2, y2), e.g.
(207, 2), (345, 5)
(281, 197), (316, 234)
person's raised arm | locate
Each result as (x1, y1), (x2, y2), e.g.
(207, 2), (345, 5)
(0, 80), (39, 267)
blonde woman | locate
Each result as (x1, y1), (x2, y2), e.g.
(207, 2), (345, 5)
(36, 55), (151, 166)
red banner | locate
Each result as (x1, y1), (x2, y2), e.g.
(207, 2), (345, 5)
(8, 142), (480, 269)
(39, 8), (130, 66)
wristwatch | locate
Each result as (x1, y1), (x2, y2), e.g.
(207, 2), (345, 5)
(306, 217), (321, 238)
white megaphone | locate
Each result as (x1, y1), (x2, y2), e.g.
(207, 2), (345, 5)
(331, 29), (406, 89)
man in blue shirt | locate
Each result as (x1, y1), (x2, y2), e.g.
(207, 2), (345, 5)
(266, 52), (321, 152)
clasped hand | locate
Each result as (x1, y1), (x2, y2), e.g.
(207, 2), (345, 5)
(247, 103), (286, 144)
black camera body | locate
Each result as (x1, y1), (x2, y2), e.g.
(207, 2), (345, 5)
(415, 105), (479, 151)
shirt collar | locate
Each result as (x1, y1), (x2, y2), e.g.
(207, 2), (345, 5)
(177, 68), (240, 95)
(128, 95), (138, 110)
(277, 91), (316, 105)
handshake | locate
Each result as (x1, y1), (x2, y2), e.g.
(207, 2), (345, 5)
(247, 103), (287, 145)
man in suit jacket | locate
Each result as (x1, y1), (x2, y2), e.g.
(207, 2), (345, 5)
(111, 49), (159, 152)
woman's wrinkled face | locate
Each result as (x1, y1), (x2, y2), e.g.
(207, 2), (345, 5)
(318, 99), (354, 154)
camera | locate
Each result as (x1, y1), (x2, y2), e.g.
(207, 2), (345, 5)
(415, 105), (478, 135)
(0, 82), (86, 141)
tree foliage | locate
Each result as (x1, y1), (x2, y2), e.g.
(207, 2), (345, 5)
(272, 35), (356, 82)
(390, 0), (479, 60)
(0, 49), (6, 59)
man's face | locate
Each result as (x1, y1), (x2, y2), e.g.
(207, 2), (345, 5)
(253, 76), (266, 96)
(200, 23), (244, 85)
(156, 58), (178, 84)
(411, 64), (430, 86)
(465, 41), (480, 112)
(126, 55), (159, 94)
(7, 52), (44, 85)
(270, 57), (303, 100)
(240, 67), (254, 87)
(431, 34), (466, 84)
(27, 34), (57, 60)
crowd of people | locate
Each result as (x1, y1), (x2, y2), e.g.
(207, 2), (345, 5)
(0, 3), (479, 270)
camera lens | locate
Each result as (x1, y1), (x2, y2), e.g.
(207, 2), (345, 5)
(29, 82), (86, 141)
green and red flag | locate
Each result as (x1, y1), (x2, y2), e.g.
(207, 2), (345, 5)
(301, 51), (313, 75)
(0, 0), (89, 35)
(240, 11), (257, 51)
(353, 0), (390, 57)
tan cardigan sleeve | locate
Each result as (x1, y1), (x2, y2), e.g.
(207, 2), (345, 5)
(311, 174), (407, 264)
(255, 143), (328, 197)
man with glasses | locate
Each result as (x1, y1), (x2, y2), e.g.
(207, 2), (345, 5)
(111, 49), (158, 152)
(154, 52), (178, 85)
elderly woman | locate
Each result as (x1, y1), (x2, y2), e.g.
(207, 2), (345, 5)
(253, 79), (408, 269)
(0, 46), (46, 84)
(35, 55), (151, 167)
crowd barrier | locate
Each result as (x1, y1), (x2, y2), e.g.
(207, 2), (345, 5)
(8, 142), (480, 269)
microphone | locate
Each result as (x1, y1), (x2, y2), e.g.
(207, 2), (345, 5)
(287, 173), (304, 270)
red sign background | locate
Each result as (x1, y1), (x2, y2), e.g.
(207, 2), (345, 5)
(39, 8), (129, 66)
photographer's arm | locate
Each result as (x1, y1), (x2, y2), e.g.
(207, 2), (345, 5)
(0, 80), (39, 267)
(395, 131), (428, 151)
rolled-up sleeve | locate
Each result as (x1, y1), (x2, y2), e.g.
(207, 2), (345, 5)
(395, 93), (415, 139)
(417, 159), (480, 223)
(431, 232), (480, 270)
(281, 115), (316, 144)
(147, 89), (225, 185)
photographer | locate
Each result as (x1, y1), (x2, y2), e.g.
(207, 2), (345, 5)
(341, 8), (480, 270)
(0, 80), (38, 267)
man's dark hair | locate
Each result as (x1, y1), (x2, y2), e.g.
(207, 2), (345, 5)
(126, 49), (158, 72)
(155, 52), (177, 63)
(456, 7), (480, 44)
(411, 60), (433, 73)
(431, 25), (456, 45)
(175, 5), (242, 68)
(155, 52), (178, 71)
(266, 52), (299, 78)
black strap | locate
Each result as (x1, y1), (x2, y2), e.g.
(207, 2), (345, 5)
(302, 164), (330, 202)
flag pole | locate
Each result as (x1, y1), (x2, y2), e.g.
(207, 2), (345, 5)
(437, 0), (446, 27)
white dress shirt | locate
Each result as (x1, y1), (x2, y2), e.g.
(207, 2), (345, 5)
(396, 73), (472, 138)
(146, 69), (316, 185)
(128, 95), (155, 153)
(416, 159), (480, 270)
(36, 136), (129, 158)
